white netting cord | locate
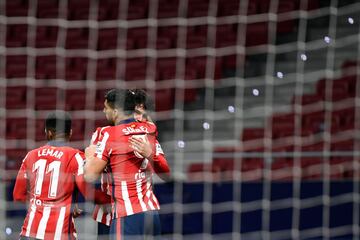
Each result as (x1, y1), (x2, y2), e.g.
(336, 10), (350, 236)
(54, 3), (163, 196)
(322, 0), (338, 239)
(82, 0), (100, 145)
(24, 0), (36, 152)
(232, 0), (250, 238)
(291, 0), (309, 238)
(260, 3), (276, 240)
(2, 0), (360, 239)
(259, 0), (289, 238)
(171, 0), (188, 238)
(351, 4), (360, 237)
(0, 1), (7, 239)
(201, 0), (218, 237)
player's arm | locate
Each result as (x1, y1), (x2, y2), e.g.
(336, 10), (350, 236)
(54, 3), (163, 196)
(83, 145), (108, 182)
(129, 135), (154, 160)
(75, 175), (111, 205)
(152, 141), (171, 181)
(129, 137), (171, 181)
(153, 153), (171, 181)
(72, 152), (110, 205)
(72, 190), (83, 218)
(13, 155), (29, 202)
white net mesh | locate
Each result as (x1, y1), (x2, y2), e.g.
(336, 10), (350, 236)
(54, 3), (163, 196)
(1, 0), (360, 239)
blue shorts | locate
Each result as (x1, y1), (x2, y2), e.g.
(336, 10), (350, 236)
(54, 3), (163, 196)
(110, 211), (161, 240)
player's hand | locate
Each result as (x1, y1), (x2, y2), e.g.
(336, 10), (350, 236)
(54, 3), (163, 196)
(72, 204), (83, 218)
(101, 204), (112, 215)
(85, 144), (96, 159)
(129, 136), (152, 159)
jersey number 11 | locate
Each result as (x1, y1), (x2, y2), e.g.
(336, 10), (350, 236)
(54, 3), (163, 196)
(33, 159), (61, 198)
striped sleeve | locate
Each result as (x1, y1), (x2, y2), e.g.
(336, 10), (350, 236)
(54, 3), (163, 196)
(155, 140), (164, 156)
(92, 205), (112, 226)
(90, 127), (102, 145)
(95, 131), (110, 161)
(152, 141), (171, 180)
(74, 153), (84, 176)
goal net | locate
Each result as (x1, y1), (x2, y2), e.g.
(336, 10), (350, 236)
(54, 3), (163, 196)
(1, 0), (360, 239)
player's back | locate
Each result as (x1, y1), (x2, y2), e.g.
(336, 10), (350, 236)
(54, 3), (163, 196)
(94, 119), (160, 217)
(16, 143), (84, 239)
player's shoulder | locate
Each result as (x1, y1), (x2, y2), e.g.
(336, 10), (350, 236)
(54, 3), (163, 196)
(146, 121), (156, 127)
(122, 120), (157, 135)
(144, 121), (158, 137)
(24, 148), (39, 160)
(56, 146), (83, 158)
(91, 126), (111, 142)
(137, 120), (157, 133)
(93, 126), (111, 135)
(95, 126), (111, 134)
(27, 144), (52, 156)
(98, 125), (117, 138)
(57, 147), (85, 167)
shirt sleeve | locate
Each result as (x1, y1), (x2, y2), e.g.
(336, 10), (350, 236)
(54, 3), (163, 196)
(72, 151), (111, 205)
(90, 127), (102, 145)
(72, 151), (85, 176)
(152, 140), (171, 180)
(13, 153), (30, 202)
(155, 140), (164, 156)
(94, 130), (111, 161)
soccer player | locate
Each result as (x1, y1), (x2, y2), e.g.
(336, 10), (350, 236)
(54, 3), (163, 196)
(132, 89), (171, 182)
(91, 89), (171, 239)
(84, 89), (164, 239)
(13, 111), (110, 240)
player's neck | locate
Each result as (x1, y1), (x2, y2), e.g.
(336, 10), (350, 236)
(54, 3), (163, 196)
(48, 135), (69, 142)
(114, 114), (134, 125)
(54, 137), (68, 142)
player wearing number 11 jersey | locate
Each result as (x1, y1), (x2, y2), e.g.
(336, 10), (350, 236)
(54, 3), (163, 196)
(13, 111), (110, 240)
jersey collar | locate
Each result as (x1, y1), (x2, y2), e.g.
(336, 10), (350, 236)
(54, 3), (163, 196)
(116, 117), (136, 125)
(47, 140), (68, 147)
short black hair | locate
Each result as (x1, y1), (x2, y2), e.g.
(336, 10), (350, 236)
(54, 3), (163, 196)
(45, 111), (72, 136)
(133, 89), (154, 112)
(105, 88), (154, 113)
(104, 89), (136, 113)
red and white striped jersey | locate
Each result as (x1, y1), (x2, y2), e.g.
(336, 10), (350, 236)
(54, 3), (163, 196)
(13, 142), (110, 239)
(152, 141), (171, 180)
(20, 204), (77, 240)
(92, 118), (161, 219)
(91, 127), (113, 225)
(92, 137), (169, 225)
